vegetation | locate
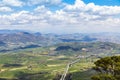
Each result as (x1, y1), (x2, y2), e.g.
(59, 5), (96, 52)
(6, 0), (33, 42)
(92, 56), (120, 80)
(0, 42), (120, 80)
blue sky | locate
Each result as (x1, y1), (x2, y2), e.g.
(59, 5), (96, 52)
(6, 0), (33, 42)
(0, 0), (120, 34)
(84, 0), (120, 6)
(64, 0), (120, 6)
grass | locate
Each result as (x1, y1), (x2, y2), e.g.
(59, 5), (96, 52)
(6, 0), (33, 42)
(0, 46), (105, 80)
(72, 69), (96, 80)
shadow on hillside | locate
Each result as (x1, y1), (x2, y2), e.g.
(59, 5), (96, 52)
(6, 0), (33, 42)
(0, 71), (50, 80)
(0, 69), (96, 80)
(71, 69), (96, 80)
(0, 78), (17, 80)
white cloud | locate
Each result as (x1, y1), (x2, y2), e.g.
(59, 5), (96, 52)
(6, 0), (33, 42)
(0, 0), (120, 33)
(50, 0), (62, 5)
(65, 0), (85, 10)
(65, 0), (120, 16)
(0, 11), (32, 25)
(0, 7), (13, 12)
(34, 5), (49, 13)
(0, 0), (24, 7)
(28, 0), (62, 6)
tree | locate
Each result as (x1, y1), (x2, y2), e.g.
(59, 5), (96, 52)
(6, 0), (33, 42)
(92, 56), (120, 80)
(91, 74), (116, 80)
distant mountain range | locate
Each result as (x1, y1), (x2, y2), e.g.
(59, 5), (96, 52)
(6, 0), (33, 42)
(0, 30), (120, 52)
(0, 30), (30, 34)
(44, 32), (120, 44)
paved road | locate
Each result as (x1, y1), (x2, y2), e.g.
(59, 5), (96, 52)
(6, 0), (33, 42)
(60, 55), (95, 80)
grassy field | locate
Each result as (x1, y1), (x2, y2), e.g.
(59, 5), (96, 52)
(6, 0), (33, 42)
(1, 42), (120, 80)
(0, 47), (98, 80)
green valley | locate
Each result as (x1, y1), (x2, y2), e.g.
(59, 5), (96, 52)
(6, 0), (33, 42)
(0, 42), (120, 80)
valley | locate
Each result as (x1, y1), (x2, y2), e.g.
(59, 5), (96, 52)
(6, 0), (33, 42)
(0, 0), (120, 79)
(0, 43), (120, 79)
(0, 30), (120, 80)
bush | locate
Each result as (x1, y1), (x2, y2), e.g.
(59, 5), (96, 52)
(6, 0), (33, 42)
(91, 74), (116, 80)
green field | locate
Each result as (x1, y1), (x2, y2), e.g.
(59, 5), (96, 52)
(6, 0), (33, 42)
(0, 42), (120, 80)
(0, 49), (96, 80)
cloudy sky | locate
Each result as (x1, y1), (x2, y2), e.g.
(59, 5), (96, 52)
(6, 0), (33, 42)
(0, 0), (120, 34)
